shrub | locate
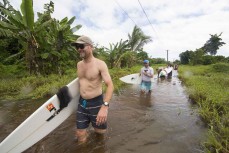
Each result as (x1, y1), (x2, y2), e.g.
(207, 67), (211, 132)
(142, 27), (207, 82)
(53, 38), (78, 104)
(212, 63), (229, 73)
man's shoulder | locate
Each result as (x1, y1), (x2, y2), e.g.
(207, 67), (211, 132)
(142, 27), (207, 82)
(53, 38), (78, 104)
(95, 58), (106, 65)
(95, 58), (105, 62)
(149, 67), (154, 72)
(77, 60), (83, 66)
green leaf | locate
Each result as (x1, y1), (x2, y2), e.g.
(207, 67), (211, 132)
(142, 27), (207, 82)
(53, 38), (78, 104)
(67, 17), (75, 25)
(20, 0), (34, 30)
(0, 7), (26, 31)
(41, 53), (49, 59)
(50, 51), (61, 57)
(0, 21), (19, 30)
(0, 28), (14, 37)
(60, 17), (68, 25)
(71, 25), (82, 33)
(34, 19), (53, 33)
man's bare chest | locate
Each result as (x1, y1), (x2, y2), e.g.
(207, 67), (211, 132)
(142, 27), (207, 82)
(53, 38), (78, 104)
(78, 64), (100, 81)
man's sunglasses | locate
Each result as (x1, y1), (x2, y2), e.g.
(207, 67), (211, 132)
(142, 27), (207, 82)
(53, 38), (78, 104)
(74, 44), (88, 50)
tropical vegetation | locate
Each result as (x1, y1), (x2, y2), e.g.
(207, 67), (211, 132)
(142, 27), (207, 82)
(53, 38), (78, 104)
(179, 64), (229, 153)
(0, 0), (157, 74)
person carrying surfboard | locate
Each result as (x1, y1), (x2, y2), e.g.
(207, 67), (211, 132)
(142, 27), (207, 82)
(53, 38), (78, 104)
(72, 35), (114, 144)
(139, 60), (154, 93)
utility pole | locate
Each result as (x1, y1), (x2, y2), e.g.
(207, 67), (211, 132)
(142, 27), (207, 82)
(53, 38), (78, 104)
(166, 50), (168, 62)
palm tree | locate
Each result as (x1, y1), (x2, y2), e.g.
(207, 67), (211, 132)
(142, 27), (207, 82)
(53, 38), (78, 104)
(106, 26), (152, 68)
(128, 25), (152, 52)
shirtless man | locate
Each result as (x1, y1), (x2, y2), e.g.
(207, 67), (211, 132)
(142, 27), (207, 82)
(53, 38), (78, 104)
(72, 35), (114, 144)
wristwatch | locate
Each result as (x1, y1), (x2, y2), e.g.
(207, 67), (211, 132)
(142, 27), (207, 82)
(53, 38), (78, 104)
(103, 102), (109, 107)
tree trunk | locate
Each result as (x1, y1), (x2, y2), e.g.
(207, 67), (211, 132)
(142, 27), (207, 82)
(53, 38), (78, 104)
(26, 40), (40, 75)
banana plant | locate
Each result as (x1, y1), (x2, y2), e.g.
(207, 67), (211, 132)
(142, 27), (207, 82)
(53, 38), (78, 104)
(106, 39), (129, 68)
(0, 0), (81, 75)
(36, 15), (81, 75)
(0, 0), (41, 75)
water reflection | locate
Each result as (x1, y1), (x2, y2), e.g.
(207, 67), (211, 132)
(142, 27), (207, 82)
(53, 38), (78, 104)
(139, 92), (152, 107)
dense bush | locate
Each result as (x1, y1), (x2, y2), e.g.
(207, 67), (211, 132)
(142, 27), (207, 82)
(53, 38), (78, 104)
(202, 55), (215, 65)
(212, 63), (229, 73)
(0, 64), (27, 79)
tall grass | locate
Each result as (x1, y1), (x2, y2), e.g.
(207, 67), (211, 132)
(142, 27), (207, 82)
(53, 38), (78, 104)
(0, 69), (77, 100)
(0, 65), (145, 100)
(178, 63), (229, 153)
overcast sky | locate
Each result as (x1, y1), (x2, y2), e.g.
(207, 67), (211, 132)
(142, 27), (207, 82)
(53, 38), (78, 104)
(10, 0), (229, 61)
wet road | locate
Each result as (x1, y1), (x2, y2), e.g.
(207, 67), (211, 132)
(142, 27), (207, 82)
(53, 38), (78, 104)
(0, 70), (207, 153)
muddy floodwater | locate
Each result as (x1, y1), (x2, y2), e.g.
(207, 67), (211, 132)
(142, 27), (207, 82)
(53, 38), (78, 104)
(0, 71), (207, 153)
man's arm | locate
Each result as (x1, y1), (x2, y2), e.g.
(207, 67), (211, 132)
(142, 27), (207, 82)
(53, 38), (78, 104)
(150, 68), (154, 78)
(100, 61), (114, 102)
(96, 61), (113, 126)
(144, 68), (154, 78)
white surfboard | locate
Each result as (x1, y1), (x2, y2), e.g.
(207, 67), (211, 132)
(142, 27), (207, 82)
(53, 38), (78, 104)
(119, 73), (142, 84)
(0, 79), (80, 153)
(164, 67), (173, 74)
(119, 73), (155, 84)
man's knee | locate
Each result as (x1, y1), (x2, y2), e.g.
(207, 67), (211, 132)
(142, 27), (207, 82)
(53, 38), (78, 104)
(76, 129), (87, 142)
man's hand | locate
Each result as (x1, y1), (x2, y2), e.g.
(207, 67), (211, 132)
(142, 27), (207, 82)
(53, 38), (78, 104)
(143, 72), (148, 76)
(143, 72), (151, 77)
(96, 106), (108, 126)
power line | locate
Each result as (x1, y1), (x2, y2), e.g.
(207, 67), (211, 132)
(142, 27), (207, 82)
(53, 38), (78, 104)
(114, 0), (168, 57)
(113, 0), (138, 26)
(137, 0), (168, 53)
(137, 0), (158, 36)
(166, 50), (169, 62)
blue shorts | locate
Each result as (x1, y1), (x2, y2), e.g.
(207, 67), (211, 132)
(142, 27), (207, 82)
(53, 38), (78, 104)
(141, 81), (152, 91)
(76, 95), (107, 129)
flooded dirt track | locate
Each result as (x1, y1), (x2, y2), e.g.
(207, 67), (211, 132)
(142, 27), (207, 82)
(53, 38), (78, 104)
(0, 70), (207, 153)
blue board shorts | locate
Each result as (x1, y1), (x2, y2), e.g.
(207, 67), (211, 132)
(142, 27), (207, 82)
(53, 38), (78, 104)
(141, 80), (152, 91)
(76, 95), (107, 129)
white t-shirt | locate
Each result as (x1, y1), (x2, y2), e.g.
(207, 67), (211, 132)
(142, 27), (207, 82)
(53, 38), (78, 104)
(140, 67), (154, 81)
(159, 70), (167, 77)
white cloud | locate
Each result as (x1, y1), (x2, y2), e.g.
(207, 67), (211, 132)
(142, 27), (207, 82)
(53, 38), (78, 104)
(10, 0), (229, 61)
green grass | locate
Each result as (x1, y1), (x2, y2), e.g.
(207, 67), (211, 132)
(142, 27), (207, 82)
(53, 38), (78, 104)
(178, 63), (229, 153)
(0, 65), (145, 100)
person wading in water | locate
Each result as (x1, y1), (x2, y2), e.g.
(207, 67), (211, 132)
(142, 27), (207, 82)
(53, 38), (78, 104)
(72, 35), (114, 144)
(140, 60), (154, 93)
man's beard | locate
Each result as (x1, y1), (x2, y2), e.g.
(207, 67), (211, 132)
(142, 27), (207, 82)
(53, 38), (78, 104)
(80, 52), (86, 58)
